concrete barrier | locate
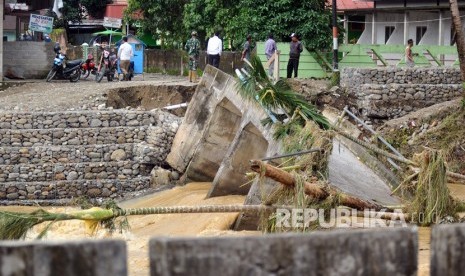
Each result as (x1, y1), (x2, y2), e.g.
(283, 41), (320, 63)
(149, 227), (418, 276)
(0, 240), (127, 276)
(431, 223), (465, 276)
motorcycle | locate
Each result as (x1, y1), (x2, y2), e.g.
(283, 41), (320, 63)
(45, 52), (82, 82)
(80, 53), (97, 79)
(96, 47), (118, 82)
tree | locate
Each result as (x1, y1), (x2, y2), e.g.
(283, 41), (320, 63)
(183, 0), (236, 49)
(126, 0), (188, 48)
(450, 0), (465, 81)
(49, 0), (84, 44)
(127, 0), (334, 51)
(227, 0), (332, 49)
(81, 0), (112, 19)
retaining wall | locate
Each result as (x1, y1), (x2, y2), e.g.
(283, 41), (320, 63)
(0, 110), (158, 129)
(0, 178), (150, 202)
(0, 109), (180, 203)
(340, 67), (463, 120)
(3, 42), (55, 79)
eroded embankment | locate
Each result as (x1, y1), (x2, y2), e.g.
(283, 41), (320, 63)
(106, 85), (196, 116)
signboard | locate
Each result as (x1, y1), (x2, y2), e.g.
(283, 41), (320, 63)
(103, 17), (122, 28)
(29, 14), (54, 33)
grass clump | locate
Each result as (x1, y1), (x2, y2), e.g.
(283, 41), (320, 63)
(403, 149), (459, 226)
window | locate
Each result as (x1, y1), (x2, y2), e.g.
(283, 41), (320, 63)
(385, 26), (395, 43)
(416, 26), (427, 44)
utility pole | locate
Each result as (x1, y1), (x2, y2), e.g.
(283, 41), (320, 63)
(332, 0), (338, 71)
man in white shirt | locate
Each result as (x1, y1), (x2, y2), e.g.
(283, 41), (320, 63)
(117, 36), (134, 81)
(206, 31), (222, 68)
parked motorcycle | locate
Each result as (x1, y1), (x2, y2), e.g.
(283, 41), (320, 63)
(81, 53), (97, 79)
(96, 47), (118, 82)
(45, 45), (82, 82)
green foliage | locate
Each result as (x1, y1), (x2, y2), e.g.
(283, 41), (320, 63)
(229, 0), (333, 49)
(81, 0), (112, 19)
(127, 0), (335, 51)
(166, 69), (181, 75)
(145, 67), (164, 74)
(182, 0), (234, 48)
(0, 210), (46, 239)
(330, 71), (340, 87)
(49, 0), (84, 28)
(126, 0), (188, 49)
(236, 55), (330, 133)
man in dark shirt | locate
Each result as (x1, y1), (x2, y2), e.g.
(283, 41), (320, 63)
(287, 33), (303, 78)
(241, 34), (252, 66)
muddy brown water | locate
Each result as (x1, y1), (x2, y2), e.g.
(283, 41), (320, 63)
(0, 183), (255, 276)
(2, 182), (465, 275)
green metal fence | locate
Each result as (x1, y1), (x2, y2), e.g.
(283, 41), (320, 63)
(255, 42), (460, 79)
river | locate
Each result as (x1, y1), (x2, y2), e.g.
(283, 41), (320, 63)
(2, 182), (465, 275)
(0, 183), (256, 276)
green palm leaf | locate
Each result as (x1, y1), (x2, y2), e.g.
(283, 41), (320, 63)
(235, 55), (330, 133)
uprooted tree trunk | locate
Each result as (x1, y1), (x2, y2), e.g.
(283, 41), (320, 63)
(250, 160), (384, 211)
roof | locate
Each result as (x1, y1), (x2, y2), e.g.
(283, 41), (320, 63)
(336, 0), (374, 11)
(105, 4), (127, 19)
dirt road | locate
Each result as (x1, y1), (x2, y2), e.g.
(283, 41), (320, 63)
(0, 74), (192, 112)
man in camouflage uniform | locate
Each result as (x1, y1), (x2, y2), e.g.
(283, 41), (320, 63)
(185, 31), (200, 82)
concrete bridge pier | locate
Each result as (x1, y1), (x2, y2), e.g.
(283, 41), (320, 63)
(166, 65), (281, 197)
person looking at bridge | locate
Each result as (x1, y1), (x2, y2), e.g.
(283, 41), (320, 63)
(207, 31), (222, 68)
(185, 31), (201, 82)
(287, 33), (303, 78)
(265, 33), (277, 77)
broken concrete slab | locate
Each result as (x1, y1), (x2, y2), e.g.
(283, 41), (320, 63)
(167, 65), (281, 197)
(0, 240), (127, 276)
(430, 223), (465, 276)
(149, 227), (418, 276)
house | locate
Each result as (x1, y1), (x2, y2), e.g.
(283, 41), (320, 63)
(339, 0), (465, 46)
(3, 0), (54, 41)
(337, 0), (373, 44)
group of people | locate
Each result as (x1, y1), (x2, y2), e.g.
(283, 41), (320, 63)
(184, 31), (305, 82)
(263, 32), (303, 78)
(184, 31), (222, 82)
(96, 36), (134, 81)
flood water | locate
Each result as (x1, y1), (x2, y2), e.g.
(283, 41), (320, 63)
(0, 183), (256, 276)
(2, 182), (465, 275)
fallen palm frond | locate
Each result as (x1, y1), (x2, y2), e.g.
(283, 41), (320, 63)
(235, 55), (330, 130)
(0, 205), (275, 240)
